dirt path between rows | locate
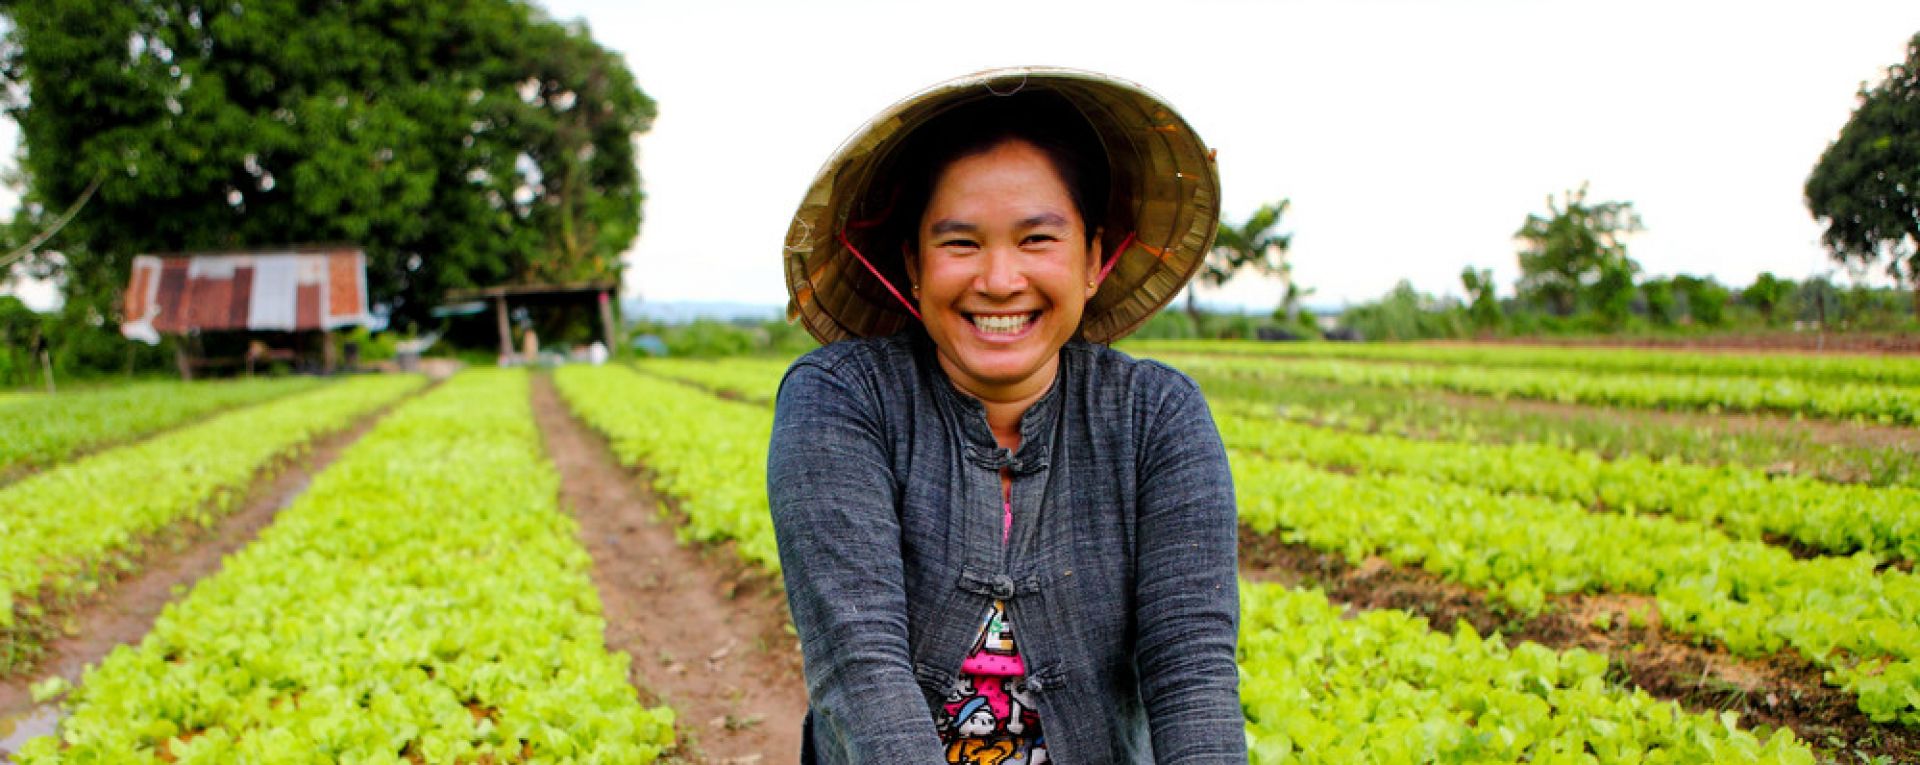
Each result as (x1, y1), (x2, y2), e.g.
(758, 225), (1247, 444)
(1238, 528), (1917, 763)
(0, 390), (410, 739)
(530, 374), (806, 765)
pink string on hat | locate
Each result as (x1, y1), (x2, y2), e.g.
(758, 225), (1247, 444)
(1095, 231), (1137, 287)
(836, 229), (922, 322)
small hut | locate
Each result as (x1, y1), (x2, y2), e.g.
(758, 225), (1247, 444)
(121, 246), (374, 377)
(441, 282), (621, 363)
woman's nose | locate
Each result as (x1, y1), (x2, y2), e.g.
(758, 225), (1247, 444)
(976, 246), (1026, 297)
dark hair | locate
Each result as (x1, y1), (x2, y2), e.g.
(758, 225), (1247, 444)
(870, 90), (1112, 266)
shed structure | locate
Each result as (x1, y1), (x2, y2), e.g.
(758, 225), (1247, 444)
(120, 246), (374, 377)
(442, 282), (620, 361)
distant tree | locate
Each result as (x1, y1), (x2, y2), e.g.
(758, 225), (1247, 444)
(1192, 200), (1291, 327)
(1806, 32), (1920, 317)
(1514, 184), (1643, 317)
(1672, 275), (1729, 327)
(1742, 272), (1793, 324)
(1640, 277), (1677, 326)
(1459, 266), (1502, 329)
(1794, 274), (1840, 327)
(1281, 280), (1316, 320)
(1341, 280), (1465, 341)
(1590, 257), (1639, 329)
(0, 0), (655, 329)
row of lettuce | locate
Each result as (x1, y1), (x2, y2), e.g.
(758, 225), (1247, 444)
(631, 355), (1916, 559)
(1211, 401), (1920, 563)
(557, 363), (1821, 761)
(15, 371), (674, 762)
(0, 375), (424, 674)
(631, 351), (1918, 492)
(1144, 351), (1920, 426)
(1124, 338), (1920, 388)
(0, 377), (324, 479)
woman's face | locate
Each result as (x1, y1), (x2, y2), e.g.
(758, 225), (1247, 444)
(908, 138), (1101, 401)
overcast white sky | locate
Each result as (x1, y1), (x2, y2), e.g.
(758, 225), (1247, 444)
(532, 0), (1918, 312)
(5, 1), (1918, 313)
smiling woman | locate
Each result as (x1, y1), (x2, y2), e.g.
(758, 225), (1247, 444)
(770, 68), (1241, 764)
(905, 129), (1104, 441)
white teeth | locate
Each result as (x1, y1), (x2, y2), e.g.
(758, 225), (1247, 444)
(971, 313), (1032, 334)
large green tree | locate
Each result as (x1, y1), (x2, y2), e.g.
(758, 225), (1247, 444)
(1191, 199), (1292, 326)
(1806, 31), (1920, 317)
(1514, 184), (1642, 317)
(0, 0), (654, 326)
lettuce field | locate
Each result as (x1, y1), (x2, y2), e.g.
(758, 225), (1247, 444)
(1, 339), (1916, 764)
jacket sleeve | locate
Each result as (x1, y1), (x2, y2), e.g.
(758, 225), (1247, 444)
(1133, 375), (1248, 762)
(768, 360), (947, 763)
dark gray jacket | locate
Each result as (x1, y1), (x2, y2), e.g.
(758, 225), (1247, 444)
(768, 330), (1246, 764)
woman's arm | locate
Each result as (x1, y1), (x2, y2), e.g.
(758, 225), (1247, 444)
(1133, 374), (1248, 762)
(768, 360), (946, 763)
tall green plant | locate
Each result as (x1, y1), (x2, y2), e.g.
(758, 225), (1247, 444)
(1806, 31), (1920, 317)
(0, 0), (655, 327)
(1192, 200), (1292, 329)
(1514, 184), (1643, 317)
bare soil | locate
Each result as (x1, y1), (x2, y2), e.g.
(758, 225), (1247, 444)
(530, 373), (806, 765)
(1238, 527), (1918, 763)
(0, 392), (407, 719)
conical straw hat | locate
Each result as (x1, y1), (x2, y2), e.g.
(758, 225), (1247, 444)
(783, 66), (1220, 345)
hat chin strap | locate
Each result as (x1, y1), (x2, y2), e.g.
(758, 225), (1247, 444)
(836, 229), (922, 322)
(833, 228), (1138, 325)
(1094, 231), (1137, 287)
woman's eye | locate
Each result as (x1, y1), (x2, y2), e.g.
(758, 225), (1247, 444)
(1022, 234), (1058, 245)
(939, 239), (977, 249)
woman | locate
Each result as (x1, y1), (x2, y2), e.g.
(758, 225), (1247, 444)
(770, 68), (1244, 764)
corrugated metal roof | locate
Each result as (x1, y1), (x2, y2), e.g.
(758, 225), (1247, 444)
(121, 247), (372, 343)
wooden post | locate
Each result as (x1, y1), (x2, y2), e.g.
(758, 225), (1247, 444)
(175, 336), (196, 381)
(322, 331), (338, 374)
(30, 330), (52, 392)
(495, 294), (513, 360)
(597, 290), (618, 353)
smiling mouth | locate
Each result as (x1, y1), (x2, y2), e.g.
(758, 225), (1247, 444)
(967, 311), (1041, 335)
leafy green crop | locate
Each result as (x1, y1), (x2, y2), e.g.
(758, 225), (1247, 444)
(1187, 369), (1920, 488)
(1149, 352), (1920, 425)
(555, 365), (780, 574)
(1233, 451), (1920, 724)
(1215, 403), (1920, 562)
(630, 357), (790, 404)
(0, 377), (323, 478)
(1240, 582), (1814, 764)
(1129, 338), (1920, 388)
(16, 369), (674, 763)
(0, 375), (423, 673)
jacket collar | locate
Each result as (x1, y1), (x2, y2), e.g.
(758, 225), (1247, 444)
(908, 327), (1069, 476)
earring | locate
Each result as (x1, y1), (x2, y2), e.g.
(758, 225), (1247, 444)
(911, 284), (920, 298)
(1086, 280), (1096, 291)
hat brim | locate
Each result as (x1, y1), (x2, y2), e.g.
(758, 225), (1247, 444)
(784, 67), (1220, 345)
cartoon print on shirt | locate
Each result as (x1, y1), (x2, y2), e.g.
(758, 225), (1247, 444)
(1005, 678), (1040, 736)
(944, 676), (977, 705)
(940, 597), (1048, 763)
(972, 602), (1017, 656)
(945, 738), (1018, 765)
(954, 697), (998, 737)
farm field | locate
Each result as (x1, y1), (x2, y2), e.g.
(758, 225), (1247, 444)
(2, 340), (1916, 763)
(0, 377), (324, 483)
